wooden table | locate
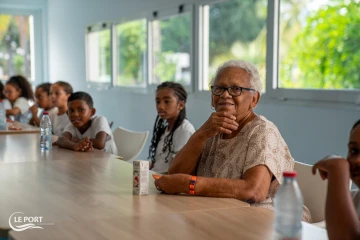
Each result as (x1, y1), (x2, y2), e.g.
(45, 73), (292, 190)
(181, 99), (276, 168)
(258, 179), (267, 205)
(8, 207), (328, 240)
(0, 134), (119, 163)
(0, 122), (40, 134)
(1, 133), (326, 240)
(0, 135), (249, 238)
(0, 159), (247, 231)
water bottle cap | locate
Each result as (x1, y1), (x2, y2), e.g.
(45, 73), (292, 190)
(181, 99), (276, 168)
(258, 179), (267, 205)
(283, 171), (297, 178)
(43, 111), (49, 115)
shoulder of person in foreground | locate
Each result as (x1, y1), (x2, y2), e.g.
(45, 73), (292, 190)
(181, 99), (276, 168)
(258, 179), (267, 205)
(313, 157), (360, 240)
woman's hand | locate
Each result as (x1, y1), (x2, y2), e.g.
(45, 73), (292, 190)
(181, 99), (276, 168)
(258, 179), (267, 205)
(312, 155), (349, 180)
(197, 111), (238, 139)
(154, 174), (191, 194)
(73, 137), (94, 151)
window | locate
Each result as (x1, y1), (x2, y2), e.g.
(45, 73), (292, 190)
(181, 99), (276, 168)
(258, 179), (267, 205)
(266, 0), (360, 103)
(0, 14), (34, 81)
(85, 23), (112, 85)
(278, 0), (360, 90)
(115, 19), (147, 87)
(83, 0), (360, 104)
(201, 0), (267, 91)
(149, 10), (192, 86)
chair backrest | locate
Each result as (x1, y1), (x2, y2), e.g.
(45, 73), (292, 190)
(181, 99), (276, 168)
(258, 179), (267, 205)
(295, 161), (353, 223)
(113, 127), (149, 162)
(294, 161), (328, 223)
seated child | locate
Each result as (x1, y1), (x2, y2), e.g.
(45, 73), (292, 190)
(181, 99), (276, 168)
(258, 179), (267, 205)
(29, 83), (57, 126)
(4, 75), (34, 122)
(56, 91), (117, 154)
(312, 119), (360, 239)
(50, 81), (73, 136)
(0, 82), (11, 110)
(148, 82), (195, 174)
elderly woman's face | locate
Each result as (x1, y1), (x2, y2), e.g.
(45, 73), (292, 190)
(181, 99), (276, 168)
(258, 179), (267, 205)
(212, 67), (259, 121)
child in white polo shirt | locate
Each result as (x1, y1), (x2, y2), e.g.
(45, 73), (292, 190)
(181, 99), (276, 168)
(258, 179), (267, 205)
(57, 91), (117, 155)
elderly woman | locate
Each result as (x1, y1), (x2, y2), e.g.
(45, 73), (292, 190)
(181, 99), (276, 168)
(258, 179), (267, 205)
(154, 60), (311, 221)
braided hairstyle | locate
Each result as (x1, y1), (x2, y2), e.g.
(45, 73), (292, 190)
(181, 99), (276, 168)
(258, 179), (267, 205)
(148, 82), (187, 164)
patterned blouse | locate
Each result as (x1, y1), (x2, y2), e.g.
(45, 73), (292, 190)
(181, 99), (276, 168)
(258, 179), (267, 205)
(196, 115), (311, 222)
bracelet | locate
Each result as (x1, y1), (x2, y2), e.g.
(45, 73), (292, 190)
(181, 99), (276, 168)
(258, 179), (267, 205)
(189, 176), (197, 195)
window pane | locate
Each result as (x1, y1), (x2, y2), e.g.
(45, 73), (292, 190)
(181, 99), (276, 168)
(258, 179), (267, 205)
(203, 0), (267, 91)
(0, 14), (33, 81)
(151, 13), (191, 86)
(116, 19), (147, 87)
(279, 0), (360, 90)
(86, 28), (111, 83)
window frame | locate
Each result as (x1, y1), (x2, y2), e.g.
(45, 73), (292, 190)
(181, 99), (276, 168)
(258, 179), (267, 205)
(195, 0), (269, 94)
(266, 0), (360, 104)
(85, 22), (113, 90)
(147, 3), (195, 93)
(0, 3), (47, 87)
(84, 0), (360, 107)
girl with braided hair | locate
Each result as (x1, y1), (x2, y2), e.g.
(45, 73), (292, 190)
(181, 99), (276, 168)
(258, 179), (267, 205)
(148, 81), (195, 174)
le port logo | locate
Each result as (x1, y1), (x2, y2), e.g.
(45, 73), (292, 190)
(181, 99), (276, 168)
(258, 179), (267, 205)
(9, 212), (54, 232)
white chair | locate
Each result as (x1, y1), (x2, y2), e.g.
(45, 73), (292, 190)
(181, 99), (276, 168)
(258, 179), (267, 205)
(294, 161), (352, 226)
(113, 126), (149, 162)
(294, 161), (328, 224)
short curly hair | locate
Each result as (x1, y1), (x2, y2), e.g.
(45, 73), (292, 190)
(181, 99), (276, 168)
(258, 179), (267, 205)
(211, 60), (262, 95)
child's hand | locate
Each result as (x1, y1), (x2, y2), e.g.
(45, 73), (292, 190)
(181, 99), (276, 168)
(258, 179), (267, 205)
(83, 137), (94, 151)
(71, 137), (81, 143)
(73, 137), (94, 151)
(312, 156), (349, 180)
(30, 105), (38, 116)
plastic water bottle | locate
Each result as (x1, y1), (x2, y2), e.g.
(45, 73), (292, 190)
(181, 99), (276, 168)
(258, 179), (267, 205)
(274, 171), (303, 240)
(0, 100), (7, 130)
(40, 112), (52, 151)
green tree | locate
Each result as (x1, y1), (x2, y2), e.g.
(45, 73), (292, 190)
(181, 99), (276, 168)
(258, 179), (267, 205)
(0, 15), (31, 80)
(208, 0), (266, 61)
(117, 20), (146, 85)
(116, 0), (268, 86)
(281, 0), (360, 89)
(160, 13), (191, 53)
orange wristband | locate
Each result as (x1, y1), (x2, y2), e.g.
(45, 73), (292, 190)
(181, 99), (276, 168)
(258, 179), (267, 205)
(189, 176), (197, 195)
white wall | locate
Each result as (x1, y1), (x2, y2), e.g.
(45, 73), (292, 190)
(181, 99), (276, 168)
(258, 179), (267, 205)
(46, 0), (360, 162)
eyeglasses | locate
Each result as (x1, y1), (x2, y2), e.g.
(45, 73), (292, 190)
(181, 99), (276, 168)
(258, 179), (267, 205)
(210, 85), (255, 96)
